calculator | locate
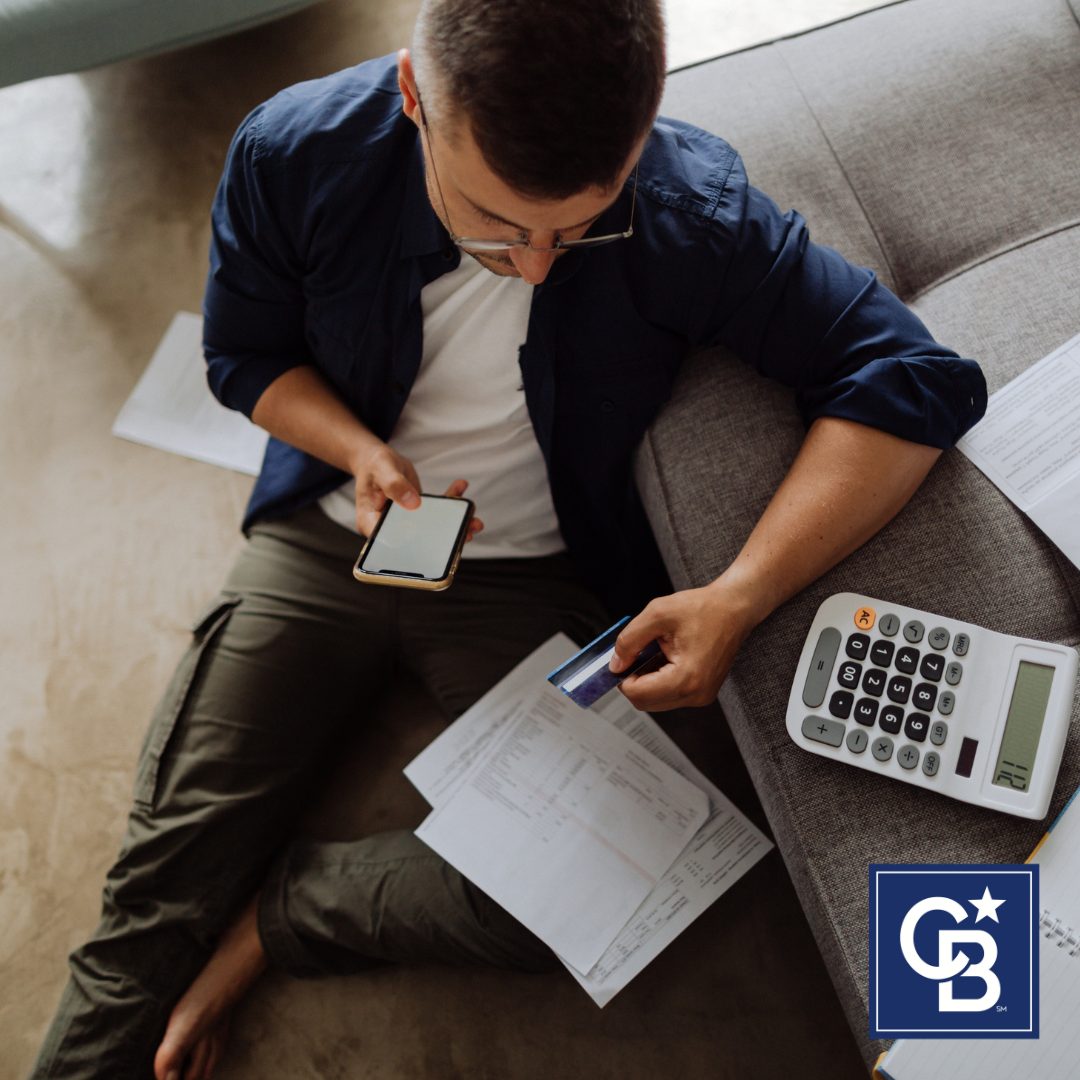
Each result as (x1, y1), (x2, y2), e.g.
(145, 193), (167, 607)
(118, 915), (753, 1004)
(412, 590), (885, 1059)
(786, 593), (1078, 818)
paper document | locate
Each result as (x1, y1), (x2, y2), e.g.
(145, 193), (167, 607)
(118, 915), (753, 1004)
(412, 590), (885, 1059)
(112, 312), (269, 475)
(416, 683), (709, 974)
(407, 635), (773, 1003)
(957, 332), (1080, 569)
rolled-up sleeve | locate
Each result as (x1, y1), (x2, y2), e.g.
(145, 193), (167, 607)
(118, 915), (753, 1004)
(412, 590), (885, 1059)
(202, 106), (309, 418)
(688, 176), (987, 447)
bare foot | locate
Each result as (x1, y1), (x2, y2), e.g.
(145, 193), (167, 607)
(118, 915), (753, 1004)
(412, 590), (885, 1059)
(154, 894), (268, 1080)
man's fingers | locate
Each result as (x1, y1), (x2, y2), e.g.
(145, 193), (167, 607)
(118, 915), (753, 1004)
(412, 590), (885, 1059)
(443, 478), (469, 497)
(611, 607), (667, 672)
(464, 516), (484, 543)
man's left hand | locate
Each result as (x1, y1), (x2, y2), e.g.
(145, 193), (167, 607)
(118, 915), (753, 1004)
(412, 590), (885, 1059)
(610, 580), (761, 712)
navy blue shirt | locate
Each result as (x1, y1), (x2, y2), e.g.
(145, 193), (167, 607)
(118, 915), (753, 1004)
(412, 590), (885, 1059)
(204, 54), (986, 615)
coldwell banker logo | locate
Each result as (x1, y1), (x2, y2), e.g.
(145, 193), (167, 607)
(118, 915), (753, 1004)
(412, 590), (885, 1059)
(869, 864), (1039, 1038)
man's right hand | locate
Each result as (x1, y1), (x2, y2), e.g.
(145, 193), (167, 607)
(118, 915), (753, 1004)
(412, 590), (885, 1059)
(348, 441), (484, 542)
(349, 441), (423, 536)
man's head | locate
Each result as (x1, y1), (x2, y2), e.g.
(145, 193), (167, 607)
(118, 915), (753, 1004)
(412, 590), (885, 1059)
(399, 0), (666, 284)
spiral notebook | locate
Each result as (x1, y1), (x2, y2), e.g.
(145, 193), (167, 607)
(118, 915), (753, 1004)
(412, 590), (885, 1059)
(876, 784), (1080, 1080)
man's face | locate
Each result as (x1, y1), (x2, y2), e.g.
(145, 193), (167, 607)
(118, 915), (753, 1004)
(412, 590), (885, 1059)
(420, 121), (635, 285)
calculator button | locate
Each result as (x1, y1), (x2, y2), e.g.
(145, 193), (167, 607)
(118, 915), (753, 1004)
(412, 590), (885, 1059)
(802, 715), (845, 747)
(953, 633), (970, 657)
(911, 683), (938, 712)
(898, 744), (921, 770)
(803, 627), (842, 707)
(922, 751), (941, 777)
(854, 697), (879, 726)
(930, 720), (948, 746)
(878, 613), (900, 637)
(829, 691), (854, 719)
(938, 691), (956, 716)
(837, 661), (862, 689)
(862, 668), (887, 697)
(846, 633), (870, 660)
(905, 712), (930, 742)
(919, 654), (945, 682)
(872, 736), (895, 762)
(895, 647), (919, 675)
(903, 620), (925, 644)
(854, 606), (876, 631)
(846, 729), (869, 754)
(928, 627), (950, 650)
(870, 640), (895, 667)
(945, 662), (963, 686)
(887, 675), (911, 705)
(879, 705), (904, 734)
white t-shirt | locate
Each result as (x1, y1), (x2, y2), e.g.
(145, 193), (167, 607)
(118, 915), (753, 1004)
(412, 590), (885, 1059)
(318, 255), (566, 558)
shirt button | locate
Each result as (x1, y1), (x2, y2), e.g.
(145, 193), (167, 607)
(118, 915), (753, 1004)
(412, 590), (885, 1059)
(600, 399), (615, 413)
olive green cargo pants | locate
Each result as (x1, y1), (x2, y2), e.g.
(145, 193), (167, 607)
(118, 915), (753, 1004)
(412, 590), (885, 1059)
(30, 505), (611, 1079)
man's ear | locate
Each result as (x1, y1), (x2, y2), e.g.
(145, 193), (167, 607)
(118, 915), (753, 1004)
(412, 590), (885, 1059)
(397, 48), (421, 127)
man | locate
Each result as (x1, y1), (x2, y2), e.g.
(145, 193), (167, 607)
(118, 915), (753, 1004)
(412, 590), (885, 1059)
(31, 1), (986, 1077)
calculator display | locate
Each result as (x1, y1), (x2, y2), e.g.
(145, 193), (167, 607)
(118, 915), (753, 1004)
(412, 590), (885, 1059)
(992, 662), (1055, 792)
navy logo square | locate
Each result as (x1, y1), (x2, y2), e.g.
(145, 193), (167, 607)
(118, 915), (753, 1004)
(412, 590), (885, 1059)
(869, 864), (1039, 1038)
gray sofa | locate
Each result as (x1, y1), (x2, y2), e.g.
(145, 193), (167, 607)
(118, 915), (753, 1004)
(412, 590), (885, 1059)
(648, 0), (1080, 1065)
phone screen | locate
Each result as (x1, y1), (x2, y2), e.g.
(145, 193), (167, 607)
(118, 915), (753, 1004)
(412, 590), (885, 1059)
(359, 496), (471, 581)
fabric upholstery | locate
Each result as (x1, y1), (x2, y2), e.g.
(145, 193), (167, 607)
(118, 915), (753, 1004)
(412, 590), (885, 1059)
(647, 0), (1080, 1064)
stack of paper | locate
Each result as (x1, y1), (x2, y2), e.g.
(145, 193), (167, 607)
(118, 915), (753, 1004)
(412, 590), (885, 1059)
(405, 634), (773, 1005)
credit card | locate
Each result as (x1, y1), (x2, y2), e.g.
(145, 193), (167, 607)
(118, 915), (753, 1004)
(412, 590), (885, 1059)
(546, 617), (665, 708)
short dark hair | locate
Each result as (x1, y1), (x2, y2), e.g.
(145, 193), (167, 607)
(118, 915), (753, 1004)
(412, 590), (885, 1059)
(414, 0), (665, 199)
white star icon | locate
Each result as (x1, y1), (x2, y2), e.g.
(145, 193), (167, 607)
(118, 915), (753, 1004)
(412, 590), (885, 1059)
(969, 886), (1006, 923)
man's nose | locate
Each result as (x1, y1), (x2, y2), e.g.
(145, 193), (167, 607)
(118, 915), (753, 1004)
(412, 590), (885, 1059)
(509, 244), (557, 285)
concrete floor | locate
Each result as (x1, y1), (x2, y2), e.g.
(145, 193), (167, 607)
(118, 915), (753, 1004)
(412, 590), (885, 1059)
(1, 1), (883, 1077)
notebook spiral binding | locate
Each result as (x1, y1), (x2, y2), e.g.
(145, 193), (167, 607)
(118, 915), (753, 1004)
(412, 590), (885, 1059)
(1040, 909), (1080, 957)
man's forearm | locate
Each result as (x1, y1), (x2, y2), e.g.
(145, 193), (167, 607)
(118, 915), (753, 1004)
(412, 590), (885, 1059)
(713, 415), (942, 628)
(250, 365), (380, 475)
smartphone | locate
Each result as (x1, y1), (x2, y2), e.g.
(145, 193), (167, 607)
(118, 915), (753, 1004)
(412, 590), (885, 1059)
(352, 494), (474, 591)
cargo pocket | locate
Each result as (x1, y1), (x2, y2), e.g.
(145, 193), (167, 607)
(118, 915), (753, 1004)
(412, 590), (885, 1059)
(133, 594), (242, 811)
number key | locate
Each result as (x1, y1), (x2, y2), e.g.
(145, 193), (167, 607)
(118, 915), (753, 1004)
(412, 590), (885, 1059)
(846, 633), (870, 660)
(862, 668), (887, 697)
(920, 653), (945, 682)
(887, 675), (911, 705)
(870, 640), (895, 667)
(905, 712), (930, 742)
(879, 705), (904, 734)
(838, 661), (861, 689)
(911, 682), (938, 711)
(853, 697), (879, 726)
(895, 647), (919, 675)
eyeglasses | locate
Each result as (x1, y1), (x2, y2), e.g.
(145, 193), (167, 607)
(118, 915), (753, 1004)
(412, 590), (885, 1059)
(418, 101), (638, 253)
